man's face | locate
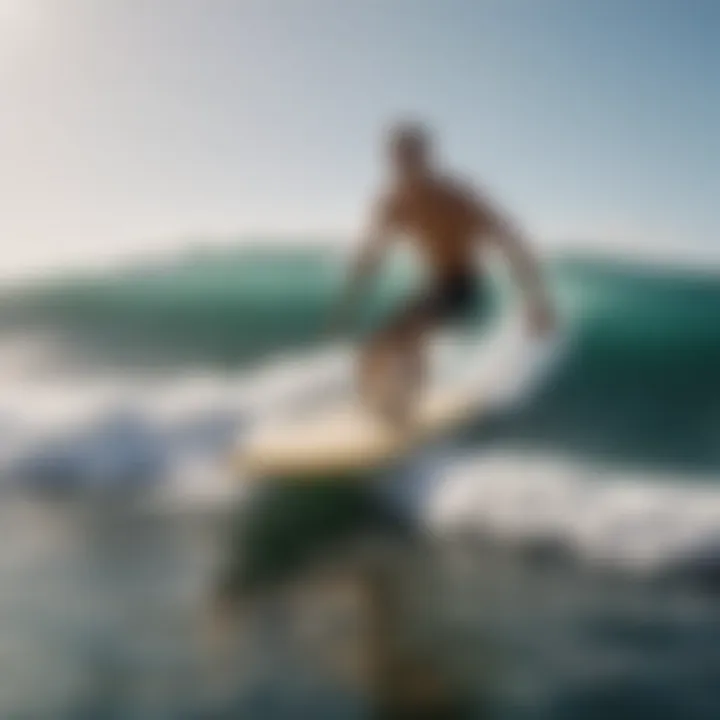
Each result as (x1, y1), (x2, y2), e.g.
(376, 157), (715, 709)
(387, 128), (431, 177)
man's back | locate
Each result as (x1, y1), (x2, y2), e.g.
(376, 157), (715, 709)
(383, 174), (492, 278)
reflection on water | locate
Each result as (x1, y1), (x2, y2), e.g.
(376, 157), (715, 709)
(1, 495), (719, 719)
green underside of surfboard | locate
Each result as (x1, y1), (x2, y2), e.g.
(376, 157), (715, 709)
(217, 478), (415, 598)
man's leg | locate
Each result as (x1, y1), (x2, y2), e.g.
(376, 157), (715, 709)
(358, 302), (434, 422)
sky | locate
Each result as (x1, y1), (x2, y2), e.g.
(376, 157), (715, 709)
(1, 0), (719, 273)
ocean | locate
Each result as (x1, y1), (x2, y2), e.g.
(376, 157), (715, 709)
(0, 243), (718, 718)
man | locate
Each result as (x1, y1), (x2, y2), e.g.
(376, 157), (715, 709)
(333, 121), (555, 422)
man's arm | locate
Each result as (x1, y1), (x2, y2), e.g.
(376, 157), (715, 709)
(328, 197), (396, 334)
(476, 193), (555, 336)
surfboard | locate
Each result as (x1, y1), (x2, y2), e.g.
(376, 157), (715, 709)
(234, 382), (478, 478)
(232, 319), (559, 480)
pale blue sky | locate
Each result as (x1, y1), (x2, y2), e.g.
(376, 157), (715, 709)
(1, 0), (718, 272)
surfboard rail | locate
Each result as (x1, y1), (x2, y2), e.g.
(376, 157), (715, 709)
(234, 388), (477, 478)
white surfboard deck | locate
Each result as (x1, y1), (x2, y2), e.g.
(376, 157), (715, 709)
(233, 319), (560, 479)
(235, 383), (477, 478)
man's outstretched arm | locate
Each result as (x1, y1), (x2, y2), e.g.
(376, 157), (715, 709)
(328, 198), (396, 335)
(477, 194), (555, 336)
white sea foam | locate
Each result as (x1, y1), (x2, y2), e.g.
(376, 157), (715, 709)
(0, 335), (359, 496)
(425, 451), (720, 576)
(0, 320), (716, 577)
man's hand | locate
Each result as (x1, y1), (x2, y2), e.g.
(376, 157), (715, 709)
(526, 299), (556, 338)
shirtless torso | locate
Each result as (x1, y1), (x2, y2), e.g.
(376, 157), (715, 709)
(380, 174), (493, 281)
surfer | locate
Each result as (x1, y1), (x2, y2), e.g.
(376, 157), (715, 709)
(332, 121), (556, 421)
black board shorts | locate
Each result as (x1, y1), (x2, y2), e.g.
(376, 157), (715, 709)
(383, 270), (489, 337)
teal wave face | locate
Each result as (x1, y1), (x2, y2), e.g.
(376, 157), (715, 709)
(0, 247), (425, 367)
(478, 258), (720, 474)
(0, 249), (347, 367)
(1, 247), (718, 474)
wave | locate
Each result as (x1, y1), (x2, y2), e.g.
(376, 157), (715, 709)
(423, 451), (720, 579)
(0, 246), (717, 578)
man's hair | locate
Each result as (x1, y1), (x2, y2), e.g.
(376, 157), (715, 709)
(387, 121), (432, 157)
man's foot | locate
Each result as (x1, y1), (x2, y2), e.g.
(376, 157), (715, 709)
(358, 335), (424, 428)
(372, 402), (411, 430)
(371, 368), (420, 430)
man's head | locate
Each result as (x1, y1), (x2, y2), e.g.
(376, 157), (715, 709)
(387, 121), (433, 178)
